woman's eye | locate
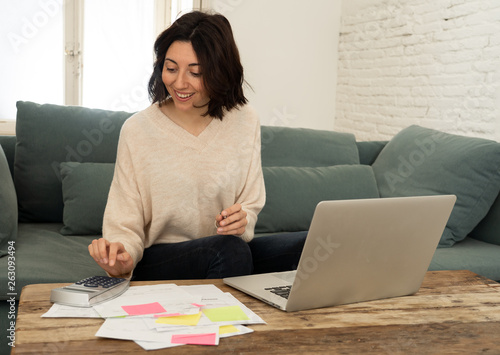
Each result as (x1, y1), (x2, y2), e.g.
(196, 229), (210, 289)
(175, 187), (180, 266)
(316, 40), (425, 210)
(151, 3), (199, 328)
(191, 72), (202, 78)
(165, 67), (176, 73)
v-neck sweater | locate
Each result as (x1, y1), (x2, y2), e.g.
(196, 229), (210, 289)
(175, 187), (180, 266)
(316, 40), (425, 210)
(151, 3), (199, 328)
(102, 103), (266, 267)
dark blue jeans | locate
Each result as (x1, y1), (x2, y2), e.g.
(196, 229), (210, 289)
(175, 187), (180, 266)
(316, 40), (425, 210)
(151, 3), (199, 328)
(132, 231), (308, 281)
(248, 231), (308, 274)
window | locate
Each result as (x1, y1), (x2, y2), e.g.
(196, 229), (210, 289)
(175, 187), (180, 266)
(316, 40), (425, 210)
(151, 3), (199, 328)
(2, 0), (65, 120)
(0, 0), (202, 127)
(80, 0), (157, 112)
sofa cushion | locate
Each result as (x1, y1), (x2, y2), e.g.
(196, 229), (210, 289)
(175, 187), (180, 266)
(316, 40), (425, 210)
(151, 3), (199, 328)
(59, 163), (381, 236)
(261, 126), (360, 167)
(14, 101), (132, 223)
(430, 237), (500, 282)
(0, 143), (17, 257)
(60, 162), (115, 236)
(0, 223), (105, 299)
(372, 125), (500, 247)
(255, 165), (380, 233)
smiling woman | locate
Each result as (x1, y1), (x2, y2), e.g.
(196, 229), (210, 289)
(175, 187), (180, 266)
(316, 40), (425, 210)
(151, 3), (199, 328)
(160, 41), (214, 136)
(148, 11), (247, 120)
(88, 11), (307, 282)
(161, 42), (209, 128)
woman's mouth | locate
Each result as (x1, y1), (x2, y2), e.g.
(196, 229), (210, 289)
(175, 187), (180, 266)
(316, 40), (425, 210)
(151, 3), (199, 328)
(174, 91), (195, 101)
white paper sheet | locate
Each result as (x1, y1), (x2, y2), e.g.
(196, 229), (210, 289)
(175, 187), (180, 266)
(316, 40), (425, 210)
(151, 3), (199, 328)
(45, 283), (262, 350)
(42, 303), (101, 318)
(96, 317), (219, 343)
(134, 325), (253, 350)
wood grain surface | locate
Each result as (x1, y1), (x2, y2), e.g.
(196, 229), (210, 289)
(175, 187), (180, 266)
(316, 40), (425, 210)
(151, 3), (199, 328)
(12, 270), (500, 354)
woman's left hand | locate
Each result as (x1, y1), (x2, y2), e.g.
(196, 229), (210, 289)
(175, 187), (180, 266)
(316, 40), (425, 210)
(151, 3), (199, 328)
(215, 203), (247, 236)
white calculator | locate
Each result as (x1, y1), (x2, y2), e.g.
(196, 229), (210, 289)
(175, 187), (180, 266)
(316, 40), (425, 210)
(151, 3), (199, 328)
(50, 276), (130, 307)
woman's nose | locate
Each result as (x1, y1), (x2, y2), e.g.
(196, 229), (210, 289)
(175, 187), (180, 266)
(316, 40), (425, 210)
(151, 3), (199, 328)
(175, 71), (188, 88)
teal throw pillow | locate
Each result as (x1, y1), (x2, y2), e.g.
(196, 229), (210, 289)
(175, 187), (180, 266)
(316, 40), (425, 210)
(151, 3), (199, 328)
(372, 125), (500, 247)
(60, 162), (115, 235)
(255, 165), (380, 233)
(14, 101), (132, 223)
(0, 144), (17, 257)
(261, 126), (360, 167)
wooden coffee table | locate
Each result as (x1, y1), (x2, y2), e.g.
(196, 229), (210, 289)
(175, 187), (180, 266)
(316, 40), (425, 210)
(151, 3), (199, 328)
(11, 270), (500, 354)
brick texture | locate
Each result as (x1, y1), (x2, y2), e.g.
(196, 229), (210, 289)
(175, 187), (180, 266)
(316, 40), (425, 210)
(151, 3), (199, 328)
(336, 0), (500, 141)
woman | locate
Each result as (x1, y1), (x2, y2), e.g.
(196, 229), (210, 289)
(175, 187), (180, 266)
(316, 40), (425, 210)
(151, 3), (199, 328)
(88, 11), (306, 280)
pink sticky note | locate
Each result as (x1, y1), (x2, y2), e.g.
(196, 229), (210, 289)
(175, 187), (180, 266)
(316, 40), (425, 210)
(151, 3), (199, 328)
(121, 302), (166, 316)
(171, 333), (217, 346)
(192, 303), (205, 308)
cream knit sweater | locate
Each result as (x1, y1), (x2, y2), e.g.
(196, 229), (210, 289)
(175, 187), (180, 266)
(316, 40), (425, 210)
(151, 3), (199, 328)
(102, 103), (266, 267)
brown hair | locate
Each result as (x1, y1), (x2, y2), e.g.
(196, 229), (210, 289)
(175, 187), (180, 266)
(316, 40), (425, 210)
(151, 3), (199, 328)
(148, 11), (247, 120)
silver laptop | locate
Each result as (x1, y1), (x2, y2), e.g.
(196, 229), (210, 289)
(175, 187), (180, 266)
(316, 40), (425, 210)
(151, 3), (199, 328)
(224, 195), (456, 312)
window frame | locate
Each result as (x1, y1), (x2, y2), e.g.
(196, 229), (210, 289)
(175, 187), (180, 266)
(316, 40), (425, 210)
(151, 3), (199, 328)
(63, 0), (84, 106)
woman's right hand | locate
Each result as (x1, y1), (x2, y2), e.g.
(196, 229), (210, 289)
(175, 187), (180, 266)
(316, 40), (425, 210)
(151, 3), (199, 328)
(88, 238), (134, 278)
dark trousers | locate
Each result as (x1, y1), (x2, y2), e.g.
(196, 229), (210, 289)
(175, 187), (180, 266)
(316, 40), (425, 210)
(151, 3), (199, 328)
(132, 231), (308, 281)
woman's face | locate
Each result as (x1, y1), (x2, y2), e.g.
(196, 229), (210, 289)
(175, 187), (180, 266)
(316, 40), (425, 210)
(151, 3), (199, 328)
(162, 41), (209, 114)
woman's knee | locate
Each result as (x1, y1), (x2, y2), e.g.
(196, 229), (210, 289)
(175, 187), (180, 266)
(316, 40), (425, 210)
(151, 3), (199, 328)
(207, 235), (253, 277)
(248, 231), (308, 274)
(214, 235), (252, 260)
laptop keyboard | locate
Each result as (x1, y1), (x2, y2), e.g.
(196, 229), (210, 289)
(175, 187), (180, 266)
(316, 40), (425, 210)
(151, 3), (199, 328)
(265, 285), (292, 299)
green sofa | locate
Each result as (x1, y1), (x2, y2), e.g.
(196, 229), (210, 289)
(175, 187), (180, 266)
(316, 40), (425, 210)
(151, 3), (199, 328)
(2, 101), (500, 353)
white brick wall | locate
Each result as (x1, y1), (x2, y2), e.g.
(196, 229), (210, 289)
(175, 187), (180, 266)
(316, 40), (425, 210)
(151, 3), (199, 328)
(336, 0), (500, 141)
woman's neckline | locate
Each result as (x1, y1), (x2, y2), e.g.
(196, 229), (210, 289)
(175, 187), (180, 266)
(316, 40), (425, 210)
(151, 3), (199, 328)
(159, 98), (214, 138)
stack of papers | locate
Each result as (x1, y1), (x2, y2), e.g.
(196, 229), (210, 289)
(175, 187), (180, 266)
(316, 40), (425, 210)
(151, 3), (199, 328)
(43, 284), (265, 350)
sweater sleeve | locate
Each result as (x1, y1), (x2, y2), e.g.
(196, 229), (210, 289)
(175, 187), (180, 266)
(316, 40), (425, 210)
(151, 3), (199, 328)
(237, 117), (266, 242)
(102, 121), (146, 269)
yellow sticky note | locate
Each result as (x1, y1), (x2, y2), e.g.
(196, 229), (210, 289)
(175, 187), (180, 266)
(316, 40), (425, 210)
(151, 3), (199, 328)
(155, 312), (202, 326)
(219, 325), (240, 335)
(202, 306), (250, 322)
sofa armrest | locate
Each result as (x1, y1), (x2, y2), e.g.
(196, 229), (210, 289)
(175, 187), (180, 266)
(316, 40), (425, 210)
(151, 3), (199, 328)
(0, 135), (16, 178)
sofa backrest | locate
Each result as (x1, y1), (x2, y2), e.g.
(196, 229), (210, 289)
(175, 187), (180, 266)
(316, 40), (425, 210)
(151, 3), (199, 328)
(0, 134), (386, 179)
(13, 101), (132, 223)
(261, 125), (360, 167)
(356, 140), (387, 165)
(9, 101), (367, 224)
(4, 101), (500, 246)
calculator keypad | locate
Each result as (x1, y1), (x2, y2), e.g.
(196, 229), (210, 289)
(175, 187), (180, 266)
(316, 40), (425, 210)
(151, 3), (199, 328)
(75, 276), (126, 288)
